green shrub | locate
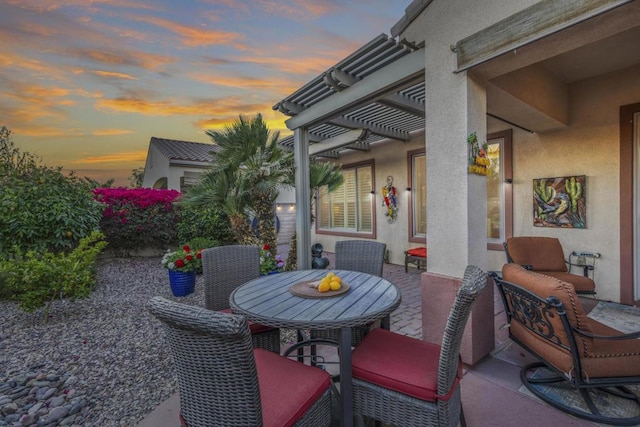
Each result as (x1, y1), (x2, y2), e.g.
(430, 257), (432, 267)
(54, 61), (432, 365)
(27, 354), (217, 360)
(0, 127), (102, 255)
(0, 231), (107, 318)
(176, 203), (234, 246)
(94, 188), (181, 256)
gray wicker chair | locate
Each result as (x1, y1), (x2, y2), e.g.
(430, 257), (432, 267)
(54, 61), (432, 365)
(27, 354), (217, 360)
(202, 245), (280, 353)
(148, 296), (332, 427)
(311, 240), (387, 346)
(351, 265), (487, 427)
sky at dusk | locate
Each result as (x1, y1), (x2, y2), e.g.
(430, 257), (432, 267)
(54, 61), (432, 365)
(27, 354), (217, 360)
(0, 0), (411, 186)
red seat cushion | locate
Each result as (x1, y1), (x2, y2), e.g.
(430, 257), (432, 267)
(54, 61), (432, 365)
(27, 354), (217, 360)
(220, 308), (275, 333)
(254, 348), (331, 427)
(407, 247), (427, 258)
(352, 328), (462, 402)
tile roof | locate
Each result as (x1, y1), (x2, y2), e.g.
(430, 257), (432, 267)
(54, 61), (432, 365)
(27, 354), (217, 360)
(150, 136), (219, 163)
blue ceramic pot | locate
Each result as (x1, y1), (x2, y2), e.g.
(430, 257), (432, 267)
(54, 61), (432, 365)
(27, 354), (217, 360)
(168, 270), (196, 297)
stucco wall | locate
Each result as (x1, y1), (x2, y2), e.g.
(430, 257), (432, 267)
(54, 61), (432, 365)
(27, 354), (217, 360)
(311, 132), (425, 266)
(488, 63), (640, 302)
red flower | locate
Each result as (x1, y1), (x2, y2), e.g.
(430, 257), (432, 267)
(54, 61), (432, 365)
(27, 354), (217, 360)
(182, 245), (191, 252)
(186, 255), (193, 261)
(175, 259), (185, 268)
(196, 251), (202, 259)
(263, 244), (271, 250)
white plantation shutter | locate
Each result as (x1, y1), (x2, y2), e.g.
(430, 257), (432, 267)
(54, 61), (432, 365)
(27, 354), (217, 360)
(316, 163), (373, 234)
(318, 186), (329, 229)
(357, 167), (372, 232)
(344, 170), (356, 229)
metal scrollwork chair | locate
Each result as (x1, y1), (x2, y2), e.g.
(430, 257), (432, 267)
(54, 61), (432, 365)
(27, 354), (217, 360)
(148, 297), (332, 427)
(350, 265), (488, 426)
(202, 245), (280, 353)
(493, 263), (640, 425)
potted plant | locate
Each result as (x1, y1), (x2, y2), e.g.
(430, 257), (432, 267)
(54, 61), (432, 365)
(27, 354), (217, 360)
(259, 244), (284, 276)
(161, 245), (202, 296)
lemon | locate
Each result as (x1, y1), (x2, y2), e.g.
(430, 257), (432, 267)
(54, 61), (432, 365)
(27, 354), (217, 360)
(326, 272), (336, 278)
(330, 276), (342, 284)
(329, 281), (341, 291)
(318, 281), (331, 292)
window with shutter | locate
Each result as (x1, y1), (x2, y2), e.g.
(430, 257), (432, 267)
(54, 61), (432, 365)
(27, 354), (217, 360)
(316, 161), (374, 236)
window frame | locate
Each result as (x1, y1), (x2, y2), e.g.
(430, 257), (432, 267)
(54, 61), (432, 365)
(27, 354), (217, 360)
(315, 159), (376, 239)
(486, 129), (513, 251)
(407, 149), (427, 244)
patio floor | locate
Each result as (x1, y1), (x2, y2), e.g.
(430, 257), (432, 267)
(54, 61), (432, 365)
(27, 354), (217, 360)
(139, 253), (600, 426)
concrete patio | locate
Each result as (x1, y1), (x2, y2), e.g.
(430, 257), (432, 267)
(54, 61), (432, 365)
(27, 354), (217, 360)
(139, 254), (600, 426)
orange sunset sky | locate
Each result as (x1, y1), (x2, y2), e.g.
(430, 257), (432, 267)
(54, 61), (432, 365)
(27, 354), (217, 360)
(0, 0), (411, 186)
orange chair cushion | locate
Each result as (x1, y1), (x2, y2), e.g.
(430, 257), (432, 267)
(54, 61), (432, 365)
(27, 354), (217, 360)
(537, 271), (596, 293)
(407, 247), (427, 258)
(221, 308), (275, 334)
(352, 328), (462, 402)
(501, 264), (640, 378)
(506, 237), (567, 272)
(254, 349), (330, 427)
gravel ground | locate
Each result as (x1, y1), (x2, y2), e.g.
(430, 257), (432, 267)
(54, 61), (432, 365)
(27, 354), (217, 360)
(0, 256), (218, 426)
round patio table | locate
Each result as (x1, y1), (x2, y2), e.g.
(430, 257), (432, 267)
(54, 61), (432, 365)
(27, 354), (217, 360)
(230, 269), (401, 427)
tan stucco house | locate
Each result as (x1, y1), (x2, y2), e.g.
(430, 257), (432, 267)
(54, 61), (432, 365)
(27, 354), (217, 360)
(141, 137), (218, 192)
(274, 0), (640, 326)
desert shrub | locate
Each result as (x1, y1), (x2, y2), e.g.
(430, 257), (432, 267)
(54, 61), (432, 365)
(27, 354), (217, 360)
(0, 231), (107, 317)
(0, 126), (102, 256)
(185, 237), (219, 252)
(94, 188), (181, 256)
(176, 203), (234, 246)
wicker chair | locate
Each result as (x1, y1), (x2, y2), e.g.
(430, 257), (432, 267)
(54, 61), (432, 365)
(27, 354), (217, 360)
(310, 240), (387, 347)
(147, 297), (332, 427)
(492, 264), (640, 425)
(202, 245), (280, 353)
(350, 265), (487, 427)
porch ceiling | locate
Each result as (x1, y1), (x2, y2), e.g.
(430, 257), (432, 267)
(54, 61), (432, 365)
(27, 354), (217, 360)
(273, 34), (426, 159)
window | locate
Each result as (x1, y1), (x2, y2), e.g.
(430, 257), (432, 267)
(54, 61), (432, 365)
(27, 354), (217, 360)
(317, 161), (374, 236)
(408, 150), (426, 242)
(486, 130), (513, 250)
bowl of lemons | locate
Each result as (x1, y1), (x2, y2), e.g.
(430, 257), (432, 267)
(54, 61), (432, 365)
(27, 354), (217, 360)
(290, 272), (350, 298)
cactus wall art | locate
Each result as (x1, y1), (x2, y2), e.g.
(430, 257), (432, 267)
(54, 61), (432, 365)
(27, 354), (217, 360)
(533, 175), (586, 228)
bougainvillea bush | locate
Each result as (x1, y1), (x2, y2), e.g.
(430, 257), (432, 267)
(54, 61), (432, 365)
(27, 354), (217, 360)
(94, 188), (181, 255)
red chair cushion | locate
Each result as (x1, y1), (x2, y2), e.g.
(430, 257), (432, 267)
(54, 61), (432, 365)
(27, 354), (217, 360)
(220, 308), (275, 333)
(254, 348), (331, 427)
(407, 247), (427, 258)
(352, 328), (462, 402)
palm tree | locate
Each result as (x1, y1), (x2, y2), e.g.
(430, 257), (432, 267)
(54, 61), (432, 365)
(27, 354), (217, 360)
(181, 114), (294, 252)
(181, 169), (255, 245)
(284, 160), (344, 271)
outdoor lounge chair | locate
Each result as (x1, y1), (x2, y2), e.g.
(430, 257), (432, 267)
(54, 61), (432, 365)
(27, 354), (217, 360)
(503, 236), (596, 294)
(492, 264), (640, 425)
(147, 297), (332, 427)
(202, 245), (280, 353)
(350, 265), (488, 426)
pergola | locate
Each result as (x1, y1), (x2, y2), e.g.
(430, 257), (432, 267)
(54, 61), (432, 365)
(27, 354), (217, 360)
(272, 34), (426, 268)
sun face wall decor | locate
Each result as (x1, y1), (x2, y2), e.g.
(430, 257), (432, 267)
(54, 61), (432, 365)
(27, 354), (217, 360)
(533, 175), (586, 228)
